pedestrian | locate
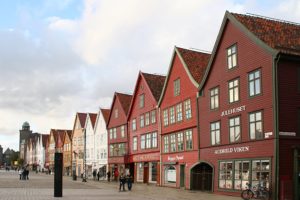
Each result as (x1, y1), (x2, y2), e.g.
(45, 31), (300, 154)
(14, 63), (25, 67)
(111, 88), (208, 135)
(97, 171), (100, 181)
(126, 173), (133, 191)
(119, 173), (126, 192)
(93, 170), (96, 181)
(26, 169), (29, 180)
(107, 171), (111, 182)
(18, 168), (23, 180)
(114, 169), (119, 181)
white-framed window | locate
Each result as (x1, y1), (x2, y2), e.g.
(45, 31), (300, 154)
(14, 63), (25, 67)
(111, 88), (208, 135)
(210, 87), (219, 110)
(132, 119), (136, 131)
(185, 130), (193, 150)
(163, 109), (169, 126)
(249, 69), (261, 97)
(140, 115), (145, 128)
(177, 132), (183, 151)
(133, 136), (137, 151)
(145, 112), (150, 126)
(170, 134), (176, 152)
(227, 44), (237, 69)
(163, 136), (169, 153)
(151, 110), (156, 124)
(141, 135), (145, 149)
(146, 133), (151, 149)
(184, 99), (192, 119)
(249, 111), (263, 140)
(113, 128), (117, 139)
(211, 121), (221, 145)
(176, 103), (183, 122)
(170, 107), (175, 124)
(121, 125), (125, 138)
(174, 78), (180, 96)
(109, 129), (113, 140)
(114, 109), (118, 118)
(152, 132), (157, 148)
(229, 79), (239, 103)
(140, 94), (145, 108)
(229, 116), (241, 143)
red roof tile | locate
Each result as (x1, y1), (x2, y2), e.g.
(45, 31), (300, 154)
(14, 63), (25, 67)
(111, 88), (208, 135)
(100, 109), (110, 124)
(176, 47), (210, 83)
(89, 113), (98, 128)
(116, 92), (132, 115)
(231, 13), (300, 56)
(142, 72), (166, 102)
(77, 113), (87, 128)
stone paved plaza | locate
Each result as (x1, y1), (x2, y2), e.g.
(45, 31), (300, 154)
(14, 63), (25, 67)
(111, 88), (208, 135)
(0, 170), (240, 200)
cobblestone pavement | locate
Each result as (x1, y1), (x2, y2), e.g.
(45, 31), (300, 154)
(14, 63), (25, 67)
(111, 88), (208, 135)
(0, 170), (240, 200)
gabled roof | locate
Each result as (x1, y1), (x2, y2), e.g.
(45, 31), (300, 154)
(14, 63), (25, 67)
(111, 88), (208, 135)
(232, 13), (300, 56)
(100, 109), (110, 124)
(199, 11), (300, 91)
(66, 130), (72, 140)
(88, 113), (98, 129)
(158, 46), (210, 106)
(50, 129), (69, 148)
(42, 135), (49, 147)
(117, 92), (132, 115)
(77, 113), (87, 128)
(142, 72), (166, 102)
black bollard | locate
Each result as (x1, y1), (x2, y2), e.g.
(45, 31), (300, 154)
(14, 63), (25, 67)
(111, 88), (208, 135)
(54, 153), (63, 197)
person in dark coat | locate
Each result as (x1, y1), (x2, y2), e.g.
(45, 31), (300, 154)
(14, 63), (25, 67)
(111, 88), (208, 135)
(119, 173), (126, 191)
(93, 170), (96, 181)
(107, 171), (111, 182)
(126, 173), (133, 191)
(97, 171), (100, 181)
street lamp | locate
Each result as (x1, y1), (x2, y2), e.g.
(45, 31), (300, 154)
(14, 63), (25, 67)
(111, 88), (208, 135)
(82, 128), (87, 182)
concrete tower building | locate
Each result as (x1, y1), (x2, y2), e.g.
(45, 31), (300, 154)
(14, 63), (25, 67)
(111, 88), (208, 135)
(19, 122), (32, 161)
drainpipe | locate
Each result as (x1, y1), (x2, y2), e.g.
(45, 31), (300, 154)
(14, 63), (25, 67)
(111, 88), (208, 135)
(196, 92), (201, 161)
(273, 54), (280, 200)
(158, 106), (162, 186)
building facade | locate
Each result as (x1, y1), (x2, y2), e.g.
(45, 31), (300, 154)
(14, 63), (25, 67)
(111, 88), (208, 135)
(19, 122), (32, 161)
(127, 72), (165, 184)
(158, 47), (210, 189)
(63, 130), (72, 176)
(197, 11), (300, 199)
(107, 92), (132, 180)
(48, 129), (66, 171)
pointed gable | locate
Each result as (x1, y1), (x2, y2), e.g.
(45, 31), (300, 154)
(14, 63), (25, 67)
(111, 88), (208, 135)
(142, 72), (166, 102)
(77, 113), (87, 128)
(231, 12), (300, 56)
(100, 109), (110, 124)
(117, 93), (132, 115)
(88, 113), (98, 129)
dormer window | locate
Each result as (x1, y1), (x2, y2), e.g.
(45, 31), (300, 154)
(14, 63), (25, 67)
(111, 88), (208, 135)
(174, 78), (180, 96)
(114, 109), (118, 118)
(227, 44), (237, 69)
(139, 94), (145, 108)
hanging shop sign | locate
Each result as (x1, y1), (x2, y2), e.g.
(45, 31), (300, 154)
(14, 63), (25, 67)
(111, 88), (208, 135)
(214, 146), (250, 155)
(221, 105), (246, 117)
(279, 132), (296, 136)
(167, 155), (184, 162)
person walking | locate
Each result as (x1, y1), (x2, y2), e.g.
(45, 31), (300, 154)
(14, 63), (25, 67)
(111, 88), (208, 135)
(126, 173), (133, 191)
(93, 170), (96, 181)
(18, 168), (23, 180)
(107, 171), (111, 182)
(97, 171), (100, 181)
(119, 173), (126, 191)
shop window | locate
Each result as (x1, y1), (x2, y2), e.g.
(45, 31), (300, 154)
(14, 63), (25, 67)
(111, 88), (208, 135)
(249, 69), (261, 97)
(177, 132), (184, 151)
(184, 99), (192, 119)
(252, 160), (270, 189)
(165, 165), (176, 184)
(170, 134), (176, 152)
(163, 136), (169, 153)
(229, 116), (241, 143)
(210, 87), (219, 110)
(211, 121), (221, 145)
(234, 161), (249, 190)
(219, 161), (233, 189)
(228, 78), (239, 103)
(174, 78), (180, 96)
(151, 162), (157, 182)
(249, 111), (263, 140)
(185, 130), (193, 150)
(170, 107), (175, 124)
(151, 110), (156, 124)
(176, 103), (183, 122)
(145, 112), (150, 126)
(227, 44), (237, 69)
(163, 109), (169, 126)
(137, 163), (144, 182)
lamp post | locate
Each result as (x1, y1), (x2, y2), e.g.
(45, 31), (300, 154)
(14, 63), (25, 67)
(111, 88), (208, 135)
(82, 128), (87, 182)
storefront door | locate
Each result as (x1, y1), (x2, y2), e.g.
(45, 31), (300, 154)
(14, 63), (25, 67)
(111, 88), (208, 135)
(191, 163), (213, 191)
(180, 164), (185, 188)
(144, 162), (149, 183)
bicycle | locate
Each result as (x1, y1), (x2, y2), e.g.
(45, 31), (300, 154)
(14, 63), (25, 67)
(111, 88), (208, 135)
(241, 182), (269, 200)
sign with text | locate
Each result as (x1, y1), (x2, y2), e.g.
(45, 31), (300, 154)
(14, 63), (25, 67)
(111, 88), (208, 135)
(132, 154), (160, 162)
(214, 146), (250, 155)
(221, 105), (246, 117)
(279, 132), (296, 136)
(167, 155), (184, 162)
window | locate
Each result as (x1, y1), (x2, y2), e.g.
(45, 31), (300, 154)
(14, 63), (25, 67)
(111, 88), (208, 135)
(114, 109), (118, 118)
(152, 132), (157, 148)
(219, 161), (233, 189)
(145, 112), (150, 126)
(113, 128), (117, 139)
(139, 94), (145, 108)
(229, 79), (239, 103)
(163, 109), (169, 126)
(109, 145), (113, 157)
(177, 132), (183, 151)
(249, 111), (263, 140)
(176, 103), (183, 122)
(170, 107), (175, 124)
(163, 136), (169, 153)
(210, 87), (219, 110)
(252, 160), (270, 189)
(133, 137), (137, 151)
(211, 121), (221, 145)
(151, 110), (156, 124)
(118, 143), (125, 156)
(229, 116), (241, 143)
(140, 115), (145, 128)
(146, 133), (151, 149)
(185, 130), (193, 150)
(109, 129), (113, 140)
(174, 78), (180, 96)
(170, 134), (176, 152)
(184, 99), (192, 119)
(141, 135), (145, 149)
(227, 44), (237, 69)
(249, 69), (261, 96)
(120, 125), (125, 138)
(132, 119), (136, 131)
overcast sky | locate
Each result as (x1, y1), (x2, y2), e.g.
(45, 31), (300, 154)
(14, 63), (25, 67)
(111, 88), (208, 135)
(0, 0), (299, 151)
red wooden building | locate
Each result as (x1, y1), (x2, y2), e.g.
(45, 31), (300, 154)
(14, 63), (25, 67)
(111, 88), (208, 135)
(127, 72), (165, 184)
(197, 11), (300, 199)
(107, 92), (132, 180)
(158, 46), (210, 188)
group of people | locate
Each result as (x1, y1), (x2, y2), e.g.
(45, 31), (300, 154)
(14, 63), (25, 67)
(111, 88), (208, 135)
(119, 173), (133, 192)
(92, 170), (105, 181)
(18, 168), (29, 180)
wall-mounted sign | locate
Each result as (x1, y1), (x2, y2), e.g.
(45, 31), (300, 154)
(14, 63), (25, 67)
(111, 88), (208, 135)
(214, 146), (249, 155)
(133, 154), (160, 162)
(221, 105), (246, 117)
(264, 132), (273, 138)
(167, 155), (184, 161)
(279, 132), (296, 136)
